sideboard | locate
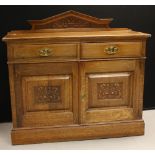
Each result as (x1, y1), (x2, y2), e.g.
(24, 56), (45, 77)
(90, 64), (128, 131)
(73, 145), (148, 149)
(2, 10), (150, 145)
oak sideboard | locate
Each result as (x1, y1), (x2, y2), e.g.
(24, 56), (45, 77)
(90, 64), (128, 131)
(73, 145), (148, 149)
(2, 10), (150, 145)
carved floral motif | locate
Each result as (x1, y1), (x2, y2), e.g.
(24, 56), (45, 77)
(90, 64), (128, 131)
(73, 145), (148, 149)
(34, 86), (61, 104)
(35, 16), (103, 29)
(97, 82), (123, 99)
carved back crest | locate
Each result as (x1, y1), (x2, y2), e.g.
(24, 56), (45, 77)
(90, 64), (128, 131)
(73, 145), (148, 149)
(28, 10), (113, 29)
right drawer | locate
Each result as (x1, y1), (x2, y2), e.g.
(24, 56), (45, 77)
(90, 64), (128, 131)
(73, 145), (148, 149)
(81, 42), (144, 59)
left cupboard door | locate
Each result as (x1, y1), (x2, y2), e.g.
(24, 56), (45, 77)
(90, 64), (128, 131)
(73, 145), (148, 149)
(12, 62), (78, 127)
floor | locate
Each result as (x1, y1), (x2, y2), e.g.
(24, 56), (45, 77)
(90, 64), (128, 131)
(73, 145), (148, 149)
(0, 110), (155, 150)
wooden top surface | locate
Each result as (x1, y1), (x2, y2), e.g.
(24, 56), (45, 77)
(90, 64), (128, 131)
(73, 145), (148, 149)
(3, 28), (150, 42)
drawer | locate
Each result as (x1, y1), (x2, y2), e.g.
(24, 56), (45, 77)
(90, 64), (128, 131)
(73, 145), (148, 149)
(12, 43), (77, 59)
(81, 42), (144, 59)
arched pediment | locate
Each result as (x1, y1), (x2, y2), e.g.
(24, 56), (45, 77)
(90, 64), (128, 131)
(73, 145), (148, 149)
(28, 10), (113, 29)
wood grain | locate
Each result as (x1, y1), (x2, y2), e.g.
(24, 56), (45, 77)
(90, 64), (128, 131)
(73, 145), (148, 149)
(28, 10), (113, 29)
(79, 60), (140, 124)
(11, 43), (78, 59)
(14, 62), (79, 127)
(81, 41), (143, 58)
(2, 10), (150, 145)
(11, 120), (144, 145)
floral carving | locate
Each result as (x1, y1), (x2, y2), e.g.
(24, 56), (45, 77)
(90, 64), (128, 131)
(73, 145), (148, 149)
(34, 86), (61, 104)
(97, 82), (123, 99)
(35, 16), (103, 29)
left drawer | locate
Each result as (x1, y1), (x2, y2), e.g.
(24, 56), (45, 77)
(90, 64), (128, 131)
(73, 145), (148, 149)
(10, 43), (78, 59)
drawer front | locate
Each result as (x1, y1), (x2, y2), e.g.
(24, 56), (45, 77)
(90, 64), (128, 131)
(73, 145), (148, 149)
(81, 42), (143, 58)
(12, 43), (77, 59)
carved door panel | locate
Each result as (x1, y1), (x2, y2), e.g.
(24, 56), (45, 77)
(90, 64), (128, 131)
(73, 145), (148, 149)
(80, 60), (144, 124)
(14, 62), (78, 127)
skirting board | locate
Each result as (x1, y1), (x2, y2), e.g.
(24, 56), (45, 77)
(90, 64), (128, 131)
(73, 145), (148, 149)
(11, 119), (144, 145)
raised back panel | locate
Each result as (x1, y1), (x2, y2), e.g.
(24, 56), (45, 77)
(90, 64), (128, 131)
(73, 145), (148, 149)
(28, 10), (113, 29)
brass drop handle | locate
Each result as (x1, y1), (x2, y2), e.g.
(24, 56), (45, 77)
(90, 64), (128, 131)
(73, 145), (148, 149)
(39, 48), (52, 57)
(104, 46), (118, 55)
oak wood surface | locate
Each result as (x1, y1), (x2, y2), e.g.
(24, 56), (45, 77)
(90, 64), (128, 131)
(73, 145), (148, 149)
(79, 60), (141, 124)
(28, 10), (113, 29)
(11, 43), (78, 59)
(11, 120), (144, 145)
(14, 62), (79, 127)
(81, 41), (144, 58)
(3, 30), (150, 42)
(2, 10), (150, 145)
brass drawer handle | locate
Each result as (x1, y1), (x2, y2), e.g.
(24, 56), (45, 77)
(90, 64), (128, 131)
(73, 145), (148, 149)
(39, 48), (52, 57)
(104, 46), (118, 55)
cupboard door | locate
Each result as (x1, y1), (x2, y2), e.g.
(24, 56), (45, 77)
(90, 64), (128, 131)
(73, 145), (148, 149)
(14, 62), (78, 127)
(80, 60), (144, 124)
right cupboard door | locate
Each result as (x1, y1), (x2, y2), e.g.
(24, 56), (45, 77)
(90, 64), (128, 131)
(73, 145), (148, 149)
(80, 60), (144, 124)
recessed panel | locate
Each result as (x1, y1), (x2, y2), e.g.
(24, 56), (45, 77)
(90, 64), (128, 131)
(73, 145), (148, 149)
(87, 72), (133, 108)
(22, 75), (72, 112)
